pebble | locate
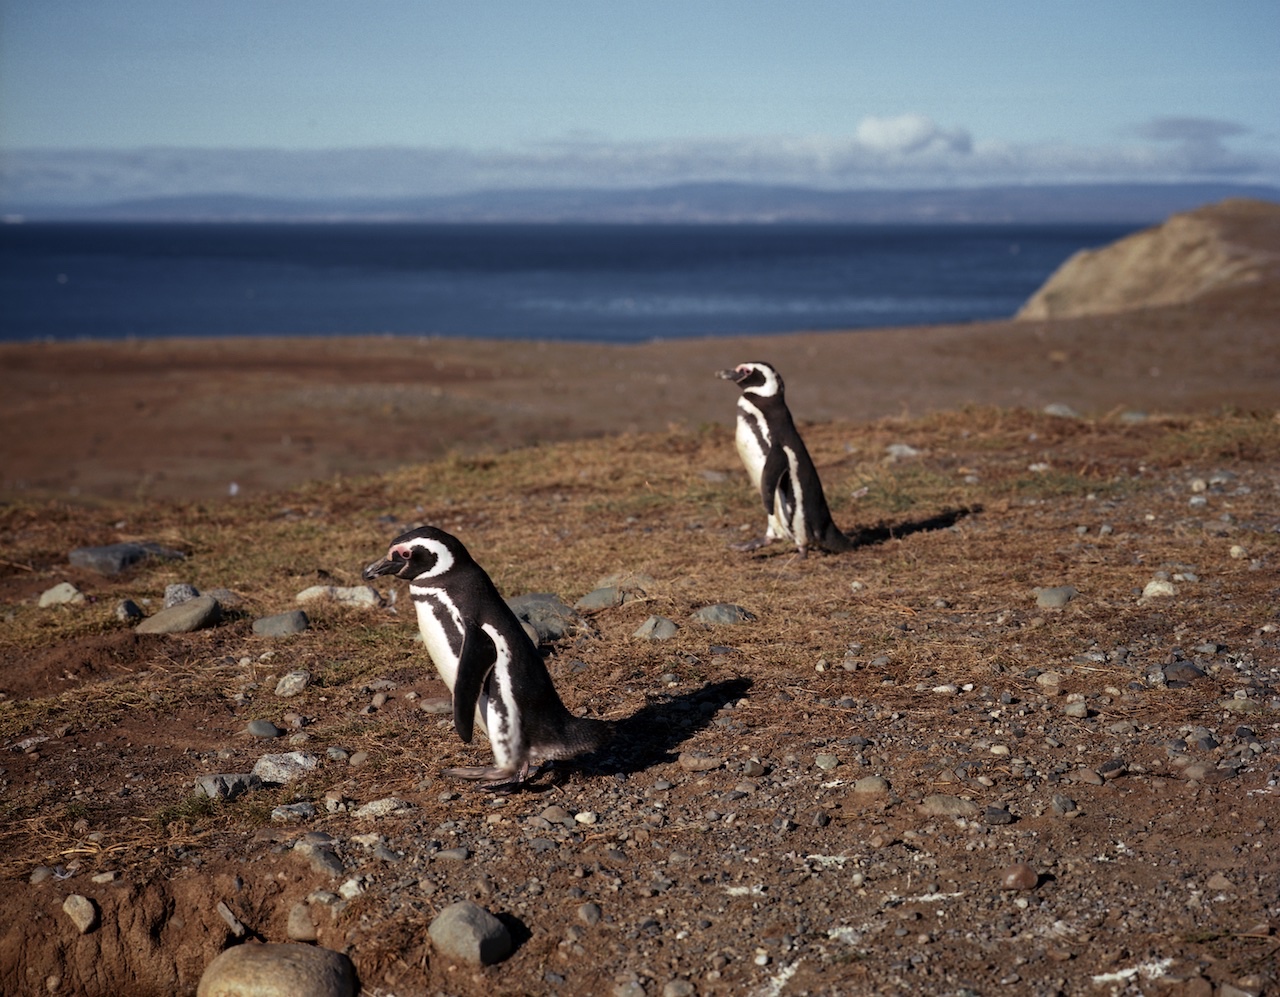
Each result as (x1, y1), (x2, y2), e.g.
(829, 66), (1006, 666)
(427, 901), (513, 965)
(1141, 579), (1177, 600)
(136, 595), (222, 634)
(853, 775), (890, 795)
(194, 773), (262, 801)
(691, 604), (756, 625)
(814, 753), (839, 771)
(61, 894), (98, 934)
(286, 901), (319, 942)
(271, 802), (317, 822)
(983, 806), (1015, 825)
(251, 751), (319, 784)
(295, 584), (381, 608)
(577, 902), (602, 926)
(274, 670), (312, 696)
(253, 611), (310, 637)
(196, 943), (357, 997)
(69, 541), (183, 576)
(163, 583), (200, 608)
(634, 615), (679, 640)
(353, 797), (413, 819)
(677, 752), (723, 772)
(504, 593), (584, 642)
(1062, 701), (1089, 718)
(1034, 585), (1078, 609)
(575, 586), (624, 610)
(38, 582), (85, 608)
(115, 599), (143, 621)
(919, 794), (980, 817)
(1000, 863), (1039, 891)
(247, 719), (285, 739)
(293, 836), (345, 877)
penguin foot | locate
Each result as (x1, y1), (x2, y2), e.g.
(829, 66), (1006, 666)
(442, 760), (542, 791)
(730, 536), (772, 552)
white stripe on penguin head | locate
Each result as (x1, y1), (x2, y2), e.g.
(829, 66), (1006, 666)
(396, 536), (455, 579)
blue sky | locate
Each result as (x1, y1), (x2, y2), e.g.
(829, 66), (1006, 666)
(1, 1), (1277, 204)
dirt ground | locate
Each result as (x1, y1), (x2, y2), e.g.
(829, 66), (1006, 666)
(1, 285), (1278, 996)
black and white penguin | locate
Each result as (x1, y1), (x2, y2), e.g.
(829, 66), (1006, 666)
(717, 361), (855, 557)
(363, 526), (612, 786)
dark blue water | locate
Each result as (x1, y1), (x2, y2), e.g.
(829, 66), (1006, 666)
(0, 222), (1134, 343)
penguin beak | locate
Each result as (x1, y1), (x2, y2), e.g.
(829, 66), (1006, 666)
(363, 553), (401, 580)
(717, 367), (748, 384)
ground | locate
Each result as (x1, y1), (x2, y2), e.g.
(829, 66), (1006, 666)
(0, 286), (1278, 996)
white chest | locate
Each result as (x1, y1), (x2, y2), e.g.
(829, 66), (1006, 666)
(735, 398), (771, 486)
(409, 584), (465, 691)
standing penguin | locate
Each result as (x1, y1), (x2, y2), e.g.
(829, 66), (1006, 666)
(717, 361), (855, 557)
(363, 526), (612, 786)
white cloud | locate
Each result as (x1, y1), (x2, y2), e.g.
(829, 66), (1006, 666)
(1, 114), (1276, 207)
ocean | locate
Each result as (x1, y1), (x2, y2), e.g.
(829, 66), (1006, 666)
(0, 222), (1135, 343)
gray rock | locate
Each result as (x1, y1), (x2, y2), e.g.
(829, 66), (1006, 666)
(505, 593), (584, 642)
(273, 669), (312, 696)
(634, 615), (679, 640)
(135, 595), (222, 634)
(296, 584), (381, 608)
(1034, 585), (1078, 609)
(196, 943), (357, 997)
(577, 902), (602, 926)
(253, 611), (310, 637)
(427, 901), (513, 965)
(272, 802), (317, 823)
(69, 541), (184, 576)
(983, 806), (1015, 825)
(115, 599), (143, 622)
(194, 773), (262, 801)
(247, 719), (285, 739)
(61, 894), (98, 934)
(1043, 403), (1079, 418)
(38, 582), (85, 608)
(353, 797), (413, 819)
(251, 751), (319, 784)
(853, 775), (890, 795)
(692, 603), (756, 625)
(814, 753), (839, 771)
(164, 583), (200, 608)
(575, 586), (624, 611)
(677, 752), (723, 772)
(919, 794), (980, 817)
(1141, 579), (1177, 599)
(293, 836), (345, 877)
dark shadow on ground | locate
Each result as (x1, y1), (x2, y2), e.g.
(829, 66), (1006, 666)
(846, 504), (979, 549)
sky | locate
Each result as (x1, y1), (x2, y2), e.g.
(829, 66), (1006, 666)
(1, 1), (1278, 206)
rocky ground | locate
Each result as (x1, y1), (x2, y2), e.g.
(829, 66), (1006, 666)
(1, 201), (1278, 996)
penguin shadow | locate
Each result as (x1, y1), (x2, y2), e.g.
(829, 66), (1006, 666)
(844, 504), (979, 550)
(577, 676), (754, 779)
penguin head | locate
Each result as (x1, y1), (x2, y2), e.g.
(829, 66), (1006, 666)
(716, 361), (784, 399)
(364, 526), (469, 582)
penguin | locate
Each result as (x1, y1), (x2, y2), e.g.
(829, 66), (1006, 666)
(363, 526), (612, 786)
(716, 361), (855, 557)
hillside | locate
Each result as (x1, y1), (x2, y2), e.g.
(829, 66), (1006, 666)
(1017, 198), (1280, 320)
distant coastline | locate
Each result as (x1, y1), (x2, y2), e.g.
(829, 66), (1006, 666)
(5, 180), (1278, 225)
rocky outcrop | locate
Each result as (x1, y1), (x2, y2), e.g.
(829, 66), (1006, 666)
(1017, 198), (1280, 320)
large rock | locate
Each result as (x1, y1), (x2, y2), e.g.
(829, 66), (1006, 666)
(1017, 199), (1280, 320)
(68, 541), (184, 575)
(197, 943), (357, 997)
(427, 901), (513, 965)
(505, 593), (584, 642)
(136, 595), (222, 634)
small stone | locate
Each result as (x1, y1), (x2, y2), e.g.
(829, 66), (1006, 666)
(247, 719), (285, 739)
(286, 902), (319, 942)
(115, 599), (144, 622)
(271, 802), (316, 823)
(196, 943), (356, 997)
(251, 751), (319, 784)
(1050, 794), (1078, 817)
(634, 615), (679, 640)
(692, 603), (756, 625)
(274, 670), (312, 696)
(504, 593), (584, 642)
(663, 982), (696, 997)
(677, 752), (723, 772)
(164, 583), (200, 608)
(1034, 586), (1077, 609)
(194, 773), (262, 801)
(295, 584), (381, 608)
(983, 806), (1015, 825)
(61, 895), (98, 934)
(919, 794), (980, 817)
(577, 902), (602, 926)
(1000, 863), (1039, 891)
(353, 797), (413, 819)
(136, 595), (222, 634)
(853, 775), (890, 795)
(1062, 701), (1089, 718)
(1141, 579), (1177, 600)
(69, 541), (183, 576)
(575, 586), (623, 611)
(814, 753), (839, 771)
(574, 811), (598, 825)
(39, 582), (85, 608)
(253, 611), (310, 637)
(427, 901), (513, 965)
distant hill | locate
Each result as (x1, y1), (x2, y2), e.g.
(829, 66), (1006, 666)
(1017, 197), (1280, 320)
(7, 182), (1279, 225)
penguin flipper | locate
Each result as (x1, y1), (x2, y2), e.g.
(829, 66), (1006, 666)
(759, 444), (789, 515)
(451, 623), (497, 744)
